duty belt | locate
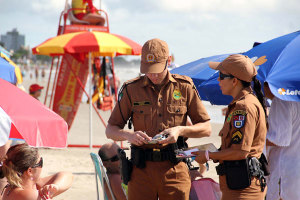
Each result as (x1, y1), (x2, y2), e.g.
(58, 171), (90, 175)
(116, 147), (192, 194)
(131, 144), (181, 168)
(144, 148), (173, 162)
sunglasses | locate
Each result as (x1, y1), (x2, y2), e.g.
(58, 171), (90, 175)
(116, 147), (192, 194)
(32, 157), (43, 168)
(219, 72), (235, 80)
(102, 155), (119, 162)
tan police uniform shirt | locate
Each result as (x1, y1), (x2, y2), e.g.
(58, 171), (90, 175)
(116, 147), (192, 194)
(218, 87), (267, 198)
(108, 71), (210, 138)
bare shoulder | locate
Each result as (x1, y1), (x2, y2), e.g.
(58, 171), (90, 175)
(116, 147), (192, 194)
(108, 173), (122, 184)
(2, 187), (39, 200)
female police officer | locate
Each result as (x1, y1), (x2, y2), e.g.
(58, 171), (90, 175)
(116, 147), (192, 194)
(193, 54), (267, 199)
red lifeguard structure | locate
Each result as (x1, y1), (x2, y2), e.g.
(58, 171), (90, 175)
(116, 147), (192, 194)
(38, 0), (142, 148)
(58, 1), (110, 35)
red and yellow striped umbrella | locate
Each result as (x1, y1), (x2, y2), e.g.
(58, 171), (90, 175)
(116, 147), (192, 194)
(32, 31), (142, 57)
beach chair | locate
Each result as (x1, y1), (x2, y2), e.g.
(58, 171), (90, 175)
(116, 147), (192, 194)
(90, 153), (116, 200)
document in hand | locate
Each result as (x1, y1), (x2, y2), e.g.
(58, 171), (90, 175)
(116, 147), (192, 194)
(176, 143), (218, 158)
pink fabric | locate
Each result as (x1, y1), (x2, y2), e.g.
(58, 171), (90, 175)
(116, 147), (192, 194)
(190, 178), (222, 200)
(0, 78), (68, 148)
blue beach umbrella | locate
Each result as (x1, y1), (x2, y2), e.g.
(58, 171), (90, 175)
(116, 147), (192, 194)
(198, 30), (300, 105)
(0, 57), (17, 84)
(171, 54), (232, 102)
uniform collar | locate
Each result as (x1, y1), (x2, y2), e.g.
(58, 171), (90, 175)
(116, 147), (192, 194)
(229, 86), (253, 106)
(142, 70), (176, 87)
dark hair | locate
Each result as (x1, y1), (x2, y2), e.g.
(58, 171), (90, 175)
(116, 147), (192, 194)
(241, 76), (267, 116)
(98, 148), (108, 161)
(0, 143), (39, 188)
(252, 76), (267, 116)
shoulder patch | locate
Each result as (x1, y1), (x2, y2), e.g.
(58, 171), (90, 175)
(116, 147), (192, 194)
(226, 112), (233, 123)
(232, 130), (243, 144)
(232, 110), (247, 128)
(226, 110), (247, 123)
(118, 91), (124, 101)
(118, 83), (126, 102)
(232, 110), (247, 116)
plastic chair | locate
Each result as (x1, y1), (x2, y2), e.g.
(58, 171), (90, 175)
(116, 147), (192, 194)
(90, 152), (116, 200)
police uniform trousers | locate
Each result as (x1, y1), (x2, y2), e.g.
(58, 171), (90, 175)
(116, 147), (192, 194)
(220, 175), (265, 200)
(128, 161), (190, 200)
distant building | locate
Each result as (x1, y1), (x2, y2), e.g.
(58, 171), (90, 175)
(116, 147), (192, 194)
(0, 45), (11, 58)
(0, 28), (25, 52)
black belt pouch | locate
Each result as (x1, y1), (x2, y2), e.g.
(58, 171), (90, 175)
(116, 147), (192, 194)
(119, 149), (133, 185)
(224, 159), (251, 190)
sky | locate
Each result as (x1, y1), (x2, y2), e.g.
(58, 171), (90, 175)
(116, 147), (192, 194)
(0, 0), (299, 66)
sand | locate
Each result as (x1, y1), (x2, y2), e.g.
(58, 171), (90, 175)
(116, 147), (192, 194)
(22, 76), (224, 200)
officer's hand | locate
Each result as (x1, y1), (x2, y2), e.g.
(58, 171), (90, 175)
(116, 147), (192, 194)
(127, 131), (152, 146)
(158, 127), (181, 144)
(192, 151), (207, 164)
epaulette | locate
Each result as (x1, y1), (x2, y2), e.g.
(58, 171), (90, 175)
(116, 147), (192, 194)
(118, 76), (143, 102)
(118, 76), (142, 100)
(123, 76), (143, 86)
(172, 74), (201, 99)
(172, 74), (193, 85)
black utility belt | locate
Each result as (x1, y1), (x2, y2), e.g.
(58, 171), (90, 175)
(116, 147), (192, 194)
(131, 144), (181, 168)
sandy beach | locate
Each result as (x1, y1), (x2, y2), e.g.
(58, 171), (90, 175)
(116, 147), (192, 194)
(22, 74), (224, 200)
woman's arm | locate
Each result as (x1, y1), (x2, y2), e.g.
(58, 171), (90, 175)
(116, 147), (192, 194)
(193, 149), (249, 164)
(37, 171), (73, 198)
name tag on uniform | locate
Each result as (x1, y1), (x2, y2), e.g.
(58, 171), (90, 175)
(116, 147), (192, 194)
(133, 101), (151, 106)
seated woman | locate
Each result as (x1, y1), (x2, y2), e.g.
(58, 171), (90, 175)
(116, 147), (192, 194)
(72, 0), (105, 25)
(0, 143), (73, 200)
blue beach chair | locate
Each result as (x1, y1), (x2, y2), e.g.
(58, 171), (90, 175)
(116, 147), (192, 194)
(90, 152), (116, 200)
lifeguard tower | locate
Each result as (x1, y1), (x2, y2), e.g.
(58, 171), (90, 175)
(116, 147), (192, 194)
(38, 0), (141, 148)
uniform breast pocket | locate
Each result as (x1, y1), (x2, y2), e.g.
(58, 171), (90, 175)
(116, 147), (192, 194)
(167, 105), (187, 126)
(132, 106), (152, 131)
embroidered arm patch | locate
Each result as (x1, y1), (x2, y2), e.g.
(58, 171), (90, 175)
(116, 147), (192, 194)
(232, 110), (247, 128)
(232, 130), (243, 144)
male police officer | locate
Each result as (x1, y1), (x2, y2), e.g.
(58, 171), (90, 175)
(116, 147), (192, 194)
(106, 38), (211, 200)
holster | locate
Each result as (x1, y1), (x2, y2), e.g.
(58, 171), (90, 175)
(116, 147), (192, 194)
(216, 157), (267, 191)
(118, 149), (133, 185)
(131, 147), (146, 169)
(259, 153), (270, 176)
(216, 159), (251, 190)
